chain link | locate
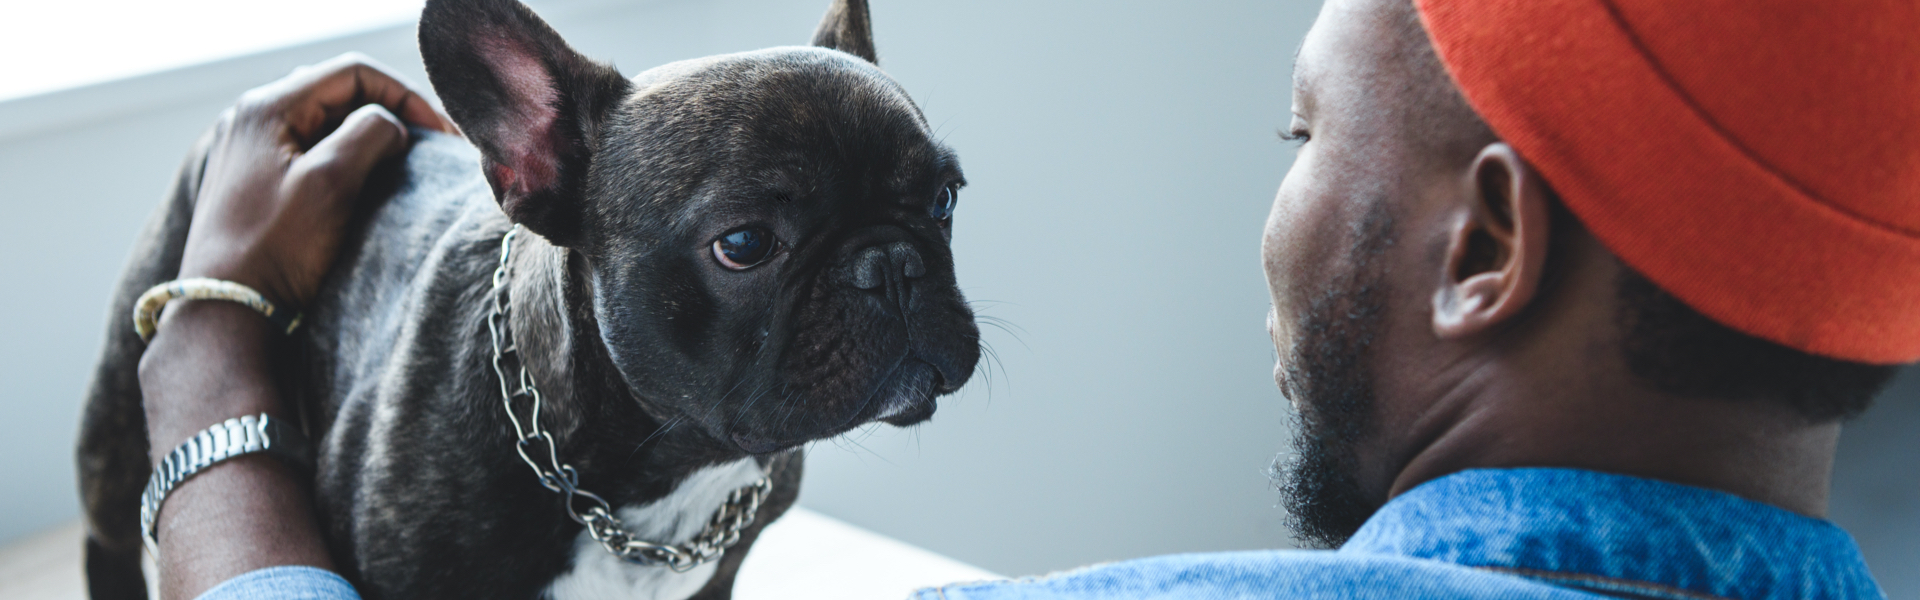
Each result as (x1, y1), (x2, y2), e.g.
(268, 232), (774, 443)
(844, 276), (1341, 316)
(488, 226), (773, 573)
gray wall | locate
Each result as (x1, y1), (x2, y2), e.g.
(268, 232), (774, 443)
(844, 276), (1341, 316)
(1, 0), (1913, 594)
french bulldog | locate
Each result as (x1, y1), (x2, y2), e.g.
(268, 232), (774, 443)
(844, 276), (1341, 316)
(77, 0), (979, 598)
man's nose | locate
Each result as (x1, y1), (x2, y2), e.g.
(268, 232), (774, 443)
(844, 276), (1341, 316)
(841, 241), (926, 296)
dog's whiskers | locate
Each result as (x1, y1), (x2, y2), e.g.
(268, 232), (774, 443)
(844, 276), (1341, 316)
(974, 339), (1008, 401)
(828, 424), (899, 465)
(771, 384), (804, 433)
(631, 415), (686, 457)
(972, 314), (1029, 349)
(727, 381), (777, 431)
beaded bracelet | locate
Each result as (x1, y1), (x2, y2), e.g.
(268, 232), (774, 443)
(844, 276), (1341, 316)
(132, 278), (303, 342)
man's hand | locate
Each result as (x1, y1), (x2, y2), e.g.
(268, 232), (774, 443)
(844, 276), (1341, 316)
(179, 52), (455, 308)
(141, 53), (453, 600)
(150, 51), (456, 465)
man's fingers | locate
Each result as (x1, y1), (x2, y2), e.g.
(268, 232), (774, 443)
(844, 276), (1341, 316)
(289, 104), (409, 205)
(266, 53), (457, 139)
(309, 53), (455, 133)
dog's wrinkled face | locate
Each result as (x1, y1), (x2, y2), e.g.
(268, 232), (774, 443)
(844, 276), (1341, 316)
(420, 0), (978, 454)
(585, 51), (977, 453)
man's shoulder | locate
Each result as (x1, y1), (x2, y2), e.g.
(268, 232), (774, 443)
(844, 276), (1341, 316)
(912, 550), (1602, 599)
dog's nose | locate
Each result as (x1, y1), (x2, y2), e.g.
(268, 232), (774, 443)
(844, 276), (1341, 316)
(842, 241), (925, 292)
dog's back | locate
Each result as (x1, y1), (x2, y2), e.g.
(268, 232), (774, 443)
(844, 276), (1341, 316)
(293, 128), (504, 439)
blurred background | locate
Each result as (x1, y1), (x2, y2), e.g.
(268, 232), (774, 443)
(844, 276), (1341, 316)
(0, 0), (1913, 594)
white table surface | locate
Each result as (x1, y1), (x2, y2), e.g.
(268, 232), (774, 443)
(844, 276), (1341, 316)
(0, 507), (1000, 600)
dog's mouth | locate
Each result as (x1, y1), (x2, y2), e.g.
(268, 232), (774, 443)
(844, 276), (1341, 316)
(727, 358), (945, 454)
(873, 360), (942, 426)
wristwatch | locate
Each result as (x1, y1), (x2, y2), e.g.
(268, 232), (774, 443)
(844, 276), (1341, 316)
(139, 413), (314, 556)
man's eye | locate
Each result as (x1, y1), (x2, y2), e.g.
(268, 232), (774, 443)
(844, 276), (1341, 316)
(1282, 113), (1312, 146)
(930, 185), (958, 221)
(713, 227), (776, 270)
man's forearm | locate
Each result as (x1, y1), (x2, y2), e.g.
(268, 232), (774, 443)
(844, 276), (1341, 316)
(139, 301), (335, 600)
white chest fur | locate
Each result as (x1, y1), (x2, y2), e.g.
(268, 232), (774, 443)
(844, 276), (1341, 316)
(544, 458), (764, 600)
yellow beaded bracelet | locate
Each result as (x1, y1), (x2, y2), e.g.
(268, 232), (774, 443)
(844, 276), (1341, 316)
(132, 278), (303, 342)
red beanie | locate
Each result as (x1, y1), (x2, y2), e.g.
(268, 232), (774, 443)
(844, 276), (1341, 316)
(1414, 0), (1920, 364)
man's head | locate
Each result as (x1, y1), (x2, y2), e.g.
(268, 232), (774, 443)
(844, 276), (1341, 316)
(1266, 0), (1903, 548)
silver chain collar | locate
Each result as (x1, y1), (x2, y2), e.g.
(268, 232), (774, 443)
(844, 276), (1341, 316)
(487, 226), (773, 573)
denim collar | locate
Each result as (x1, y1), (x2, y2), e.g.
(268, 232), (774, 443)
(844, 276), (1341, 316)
(1340, 468), (1883, 600)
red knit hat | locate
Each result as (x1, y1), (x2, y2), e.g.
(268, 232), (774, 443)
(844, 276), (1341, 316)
(1414, 0), (1920, 364)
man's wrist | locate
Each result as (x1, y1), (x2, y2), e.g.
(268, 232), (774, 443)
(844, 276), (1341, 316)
(139, 300), (285, 467)
(178, 248), (300, 310)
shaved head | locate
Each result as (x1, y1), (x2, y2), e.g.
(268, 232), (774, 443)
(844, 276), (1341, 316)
(1374, 0), (1495, 164)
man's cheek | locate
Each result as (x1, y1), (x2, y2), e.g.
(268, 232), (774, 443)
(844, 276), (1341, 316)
(1264, 174), (1334, 339)
(1264, 153), (1336, 286)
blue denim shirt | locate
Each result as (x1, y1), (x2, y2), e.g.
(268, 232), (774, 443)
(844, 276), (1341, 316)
(199, 468), (1882, 600)
(915, 469), (1885, 600)
(195, 566), (360, 600)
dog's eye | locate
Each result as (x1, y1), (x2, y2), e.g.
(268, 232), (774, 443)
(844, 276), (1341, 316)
(713, 227), (776, 270)
(930, 186), (958, 221)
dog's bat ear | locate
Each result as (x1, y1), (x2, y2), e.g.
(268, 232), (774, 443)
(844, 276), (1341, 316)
(418, 0), (629, 245)
(810, 0), (877, 65)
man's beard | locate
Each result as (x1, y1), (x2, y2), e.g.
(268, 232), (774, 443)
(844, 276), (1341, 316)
(1273, 207), (1393, 549)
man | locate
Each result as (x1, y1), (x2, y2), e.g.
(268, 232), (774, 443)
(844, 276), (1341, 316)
(142, 0), (1909, 598)
(919, 0), (1910, 597)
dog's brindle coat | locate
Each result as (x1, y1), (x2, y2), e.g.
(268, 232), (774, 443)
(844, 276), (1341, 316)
(77, 1), (979, 598)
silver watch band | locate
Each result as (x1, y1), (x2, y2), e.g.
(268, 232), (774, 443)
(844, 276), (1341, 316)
(139, 413), (312, 556)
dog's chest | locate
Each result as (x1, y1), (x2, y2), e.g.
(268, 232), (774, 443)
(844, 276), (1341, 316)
(543, 458), (763, 600)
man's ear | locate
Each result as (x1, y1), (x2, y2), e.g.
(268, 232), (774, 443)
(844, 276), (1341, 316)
(1431, 143), (1552, 339)
(418, 0), (631, 245)
(811, 0), (878, 65)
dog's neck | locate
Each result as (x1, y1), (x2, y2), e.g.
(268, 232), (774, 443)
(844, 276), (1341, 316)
(504, 232), (583, 437)
(503, 230), (748, 487)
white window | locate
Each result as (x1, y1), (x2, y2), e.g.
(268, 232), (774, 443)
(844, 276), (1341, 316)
(0, 0), (426, 101)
